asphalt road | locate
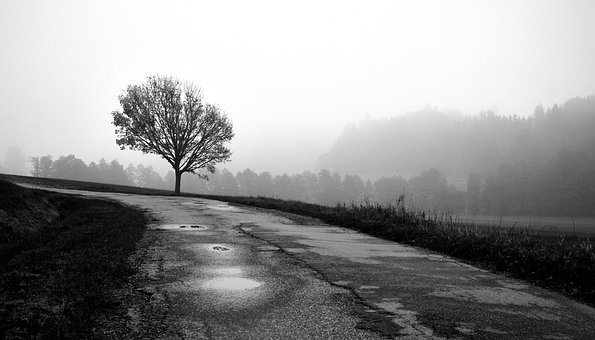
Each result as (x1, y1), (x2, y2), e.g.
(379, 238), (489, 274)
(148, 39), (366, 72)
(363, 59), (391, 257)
(38, 189), (595, 339)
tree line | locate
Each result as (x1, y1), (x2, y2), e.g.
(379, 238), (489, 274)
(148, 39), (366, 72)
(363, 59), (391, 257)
(26, 154), (464, 212)
(26, 151), (595, 217)
(320, 96), (595, 217)
(320, 96), (595, 178)
(467, 149), (595, 217)
(188, 167), (464, 212)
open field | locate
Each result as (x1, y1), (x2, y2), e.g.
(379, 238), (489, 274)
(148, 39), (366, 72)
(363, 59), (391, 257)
(455, 214), (595, 236)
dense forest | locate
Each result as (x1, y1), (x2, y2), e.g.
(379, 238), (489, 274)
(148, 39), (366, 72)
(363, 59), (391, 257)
(319, 96), (595, 217)
(320, 96), (595, 177)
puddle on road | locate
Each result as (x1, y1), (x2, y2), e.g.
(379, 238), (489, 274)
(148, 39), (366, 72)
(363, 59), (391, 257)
(207, 203), (238, 212)
(204, 267), (261, 291)
(204, 277), (261, 291)
(180, 225), (208, 230)
(153, 224), (209, 231)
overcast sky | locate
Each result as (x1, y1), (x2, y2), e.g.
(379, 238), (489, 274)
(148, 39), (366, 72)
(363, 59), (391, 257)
(1, 0), (594, 176)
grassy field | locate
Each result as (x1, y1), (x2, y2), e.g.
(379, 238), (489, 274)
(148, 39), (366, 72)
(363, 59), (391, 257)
(2, 174), (594, 308)
(0, 177), (146, 339)
(454, 214), (595, 235)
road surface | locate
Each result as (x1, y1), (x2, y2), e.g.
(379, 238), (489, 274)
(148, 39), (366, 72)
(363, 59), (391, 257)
(37, 188), (595, 339)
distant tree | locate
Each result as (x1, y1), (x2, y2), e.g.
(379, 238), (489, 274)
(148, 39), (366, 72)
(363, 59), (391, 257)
(274, 174), (294, 200)
(236, 169), (259, 196)
(125, 164), (137, 185)
(342, 174), (365, 204)
(257, 172), (274, 197)
(183, 172), (209, 194)
(107, 160), (130, 185)
(363, 180), (375, 203)
(87, 161), (101, 182)
(202, 168), (221, 194)
(300, 171), (319, 203)
(408, 169), (460, 212)
(374, 176), (407, 206)
(38, 156), (52, 177)
(97, 158), (109, 182)
(466, 173), (482, 214)
(291, 174), (309, 202)
(51, 155), (88, 181)
(316, 170), (343, 206)
(135, 164), (166, 189)
(217, 169), (239, 195)
(111, 75), (234, 194)
(30, 157), (40, 177)
(540, 150), (590, 216)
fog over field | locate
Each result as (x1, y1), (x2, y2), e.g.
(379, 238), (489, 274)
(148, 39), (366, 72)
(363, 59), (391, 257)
(1, 1), (595, 215)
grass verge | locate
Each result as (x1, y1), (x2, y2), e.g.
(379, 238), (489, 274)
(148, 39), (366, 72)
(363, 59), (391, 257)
(1, 180), (146, 339)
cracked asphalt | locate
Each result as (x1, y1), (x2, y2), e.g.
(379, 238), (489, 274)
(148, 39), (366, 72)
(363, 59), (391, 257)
(35, 188), (595, 339)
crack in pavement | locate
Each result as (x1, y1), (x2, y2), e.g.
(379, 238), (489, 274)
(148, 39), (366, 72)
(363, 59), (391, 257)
(238, 223), (407, 338)
(236, 218), (595, 339)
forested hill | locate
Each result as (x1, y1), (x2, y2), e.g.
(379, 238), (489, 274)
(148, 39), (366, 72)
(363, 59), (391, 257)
(319, 96), (595, 178)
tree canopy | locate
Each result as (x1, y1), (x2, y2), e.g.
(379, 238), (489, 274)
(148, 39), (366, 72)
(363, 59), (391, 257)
(111, 75), (234, 194)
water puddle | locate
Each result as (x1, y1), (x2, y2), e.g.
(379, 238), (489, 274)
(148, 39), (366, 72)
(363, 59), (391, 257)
(189, 225), (207, 229)
(207, 204), (237, 211)
(205, 267), (261, 291)
(204, 277), (261, 290)
(153, 224), (209, 231)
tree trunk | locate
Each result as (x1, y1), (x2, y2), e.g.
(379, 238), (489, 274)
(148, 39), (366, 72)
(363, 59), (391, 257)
(174, 169), (182, 195)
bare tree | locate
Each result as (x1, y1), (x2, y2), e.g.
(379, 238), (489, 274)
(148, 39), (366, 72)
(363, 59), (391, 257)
(111, 76), (234, 194)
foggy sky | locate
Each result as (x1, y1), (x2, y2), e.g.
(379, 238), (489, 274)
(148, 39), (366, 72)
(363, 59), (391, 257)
(1, 0), (594, 176)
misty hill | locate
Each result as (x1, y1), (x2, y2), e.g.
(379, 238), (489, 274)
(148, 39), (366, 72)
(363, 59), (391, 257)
(319, 96), (595, 178)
